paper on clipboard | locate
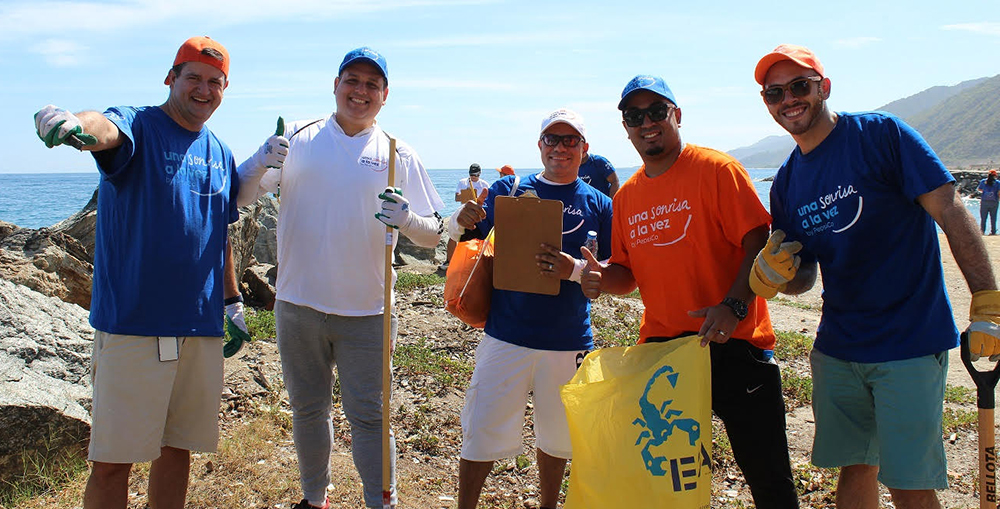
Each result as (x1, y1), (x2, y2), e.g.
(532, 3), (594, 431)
(457, 186), (478, 204)
(493, 195), (563, 295)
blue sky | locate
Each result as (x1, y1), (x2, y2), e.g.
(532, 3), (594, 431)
(3, 0), (999, 174)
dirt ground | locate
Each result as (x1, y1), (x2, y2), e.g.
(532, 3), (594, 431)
(198, 233), (1000, 509)
(21, 234), (996, 509)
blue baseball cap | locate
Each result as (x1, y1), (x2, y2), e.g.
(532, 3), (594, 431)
(339, 47), (388, 82)
(618, 75), (677, 110)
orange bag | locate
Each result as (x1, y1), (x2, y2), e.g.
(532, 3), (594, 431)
(444, 229), (495, 328)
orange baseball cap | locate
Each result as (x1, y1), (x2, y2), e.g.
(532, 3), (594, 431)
(498, 165), (515, 176)
(165, 36), (230, 85)
(754, 44), (824, 85)
(990, 169), (998, 177)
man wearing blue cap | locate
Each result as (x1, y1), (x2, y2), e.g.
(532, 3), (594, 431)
(580, 75), (799, 508)
(238, 47), (444, 509)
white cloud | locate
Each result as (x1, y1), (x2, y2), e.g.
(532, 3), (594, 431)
(33, 39), (87, 67)
(834, 37), (881, 49)
(942, 22), (1000, 36)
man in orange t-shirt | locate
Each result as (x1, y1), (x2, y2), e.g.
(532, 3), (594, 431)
(581, 75), (798, 509)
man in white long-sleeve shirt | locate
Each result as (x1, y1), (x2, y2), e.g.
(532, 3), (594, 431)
(236, 46), (444, 509)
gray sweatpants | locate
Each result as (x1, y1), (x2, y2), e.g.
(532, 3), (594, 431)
(275, 300), (397, 508)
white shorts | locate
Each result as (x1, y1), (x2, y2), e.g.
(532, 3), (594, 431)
(460, 334), (587, 461)
(89, 331), (223, 463)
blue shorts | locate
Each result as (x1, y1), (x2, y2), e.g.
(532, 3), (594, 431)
(810, 349), (949, 490)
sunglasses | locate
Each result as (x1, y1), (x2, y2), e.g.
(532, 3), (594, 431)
(540, 133), (585, 148)
(622, 102), (675, 127)
(761, 76), (822, 105)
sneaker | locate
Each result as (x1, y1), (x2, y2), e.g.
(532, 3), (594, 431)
(291, 499), (329, 509)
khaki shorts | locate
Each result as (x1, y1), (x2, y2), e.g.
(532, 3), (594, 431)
(89, 331), (223, 463)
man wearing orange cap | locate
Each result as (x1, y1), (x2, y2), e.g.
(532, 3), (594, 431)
(31, 36), (287, 509)
(752, 44), (999, 508)
(977, 169), (999, 234)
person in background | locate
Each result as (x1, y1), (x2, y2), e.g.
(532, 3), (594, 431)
(978, 169), (999, 235)
(32, 36), (271, 509)
(579, 75), (798, 509)
(237, 46), (444, 509)
(498, 164), (516, 177)
(752, 43), (999, 509)
(451, 109), (612, 509)
(442, 163), (491, 270)
(578, 151), (619, 197)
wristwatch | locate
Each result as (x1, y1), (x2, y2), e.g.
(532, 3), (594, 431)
(721, 297), (748, 321)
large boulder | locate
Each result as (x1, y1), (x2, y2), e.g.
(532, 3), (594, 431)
(51, 189), (98, 264)
(0, 223), (94, 309)
(252, 195), (279, 266)
(0, 279), (93, 480)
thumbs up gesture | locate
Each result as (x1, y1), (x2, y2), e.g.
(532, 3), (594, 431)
(580, 245), (603, 299)
(456, 188), (488, 230)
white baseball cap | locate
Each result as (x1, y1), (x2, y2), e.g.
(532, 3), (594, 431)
(539, 109), (586, 139)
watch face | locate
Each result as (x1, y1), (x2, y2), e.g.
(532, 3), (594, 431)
(723, 297), (748, 320)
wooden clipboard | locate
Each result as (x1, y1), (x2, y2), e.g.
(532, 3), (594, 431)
(457, 186), (478, 203)
(493, 195), (563, 295)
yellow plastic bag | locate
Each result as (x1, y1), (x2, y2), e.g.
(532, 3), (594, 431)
(561, 336), (712, 509)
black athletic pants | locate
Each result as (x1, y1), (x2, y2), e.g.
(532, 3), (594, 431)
(648, 336), (799, 509)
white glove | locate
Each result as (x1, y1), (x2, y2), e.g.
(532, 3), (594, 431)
(225, 302), (248, 335)
(375, 187), (413, 230)
(250, 134), (289, 170)
(34, 105), (97, 148)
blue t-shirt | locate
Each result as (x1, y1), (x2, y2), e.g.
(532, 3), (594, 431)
(769, 112), (958, 363)
(578, 153), (616, 196)
(978, 179), (1000, 203)
(89, 106), (240, 337)
(477, 174), (613, 351)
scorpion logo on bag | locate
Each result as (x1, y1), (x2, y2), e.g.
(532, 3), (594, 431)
(633, 364), (703, 477)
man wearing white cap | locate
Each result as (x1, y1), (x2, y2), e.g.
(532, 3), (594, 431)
(450, 109), (613, 509)
(239, 46), (444, 509)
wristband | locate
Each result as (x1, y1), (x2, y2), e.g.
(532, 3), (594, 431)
(569, 258), (588, 283)
(224, 294), (244, 306)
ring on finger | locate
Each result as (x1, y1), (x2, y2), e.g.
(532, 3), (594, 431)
(717, 330), (726, 335)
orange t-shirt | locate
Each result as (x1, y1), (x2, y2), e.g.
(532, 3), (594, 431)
(610, 144), (776, 350)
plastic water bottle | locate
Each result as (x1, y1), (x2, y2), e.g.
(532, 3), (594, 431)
(584, 230), (598, 256)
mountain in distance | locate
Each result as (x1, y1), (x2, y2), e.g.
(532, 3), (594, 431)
(729, 76), (998, 168)
(727, 135), (796, 169)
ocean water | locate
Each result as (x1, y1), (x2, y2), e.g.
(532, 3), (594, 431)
(1, 169), (977, 230)
(0, 173), (101, 229)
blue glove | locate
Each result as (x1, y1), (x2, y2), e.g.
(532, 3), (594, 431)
(375, 187), (412, 230)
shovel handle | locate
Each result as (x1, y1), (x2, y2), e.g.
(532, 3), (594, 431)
(962, 332), (1000, 508)
(961, 332), (1000, 409)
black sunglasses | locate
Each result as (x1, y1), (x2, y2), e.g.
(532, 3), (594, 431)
(762, 76), (822, 105)
(622, 102), (675, 127)
(540, 133), (585, 148)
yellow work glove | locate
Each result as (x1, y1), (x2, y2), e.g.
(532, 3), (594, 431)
(969, 290), (1000, 362)
(749, 229), (802, 299)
